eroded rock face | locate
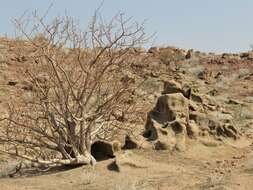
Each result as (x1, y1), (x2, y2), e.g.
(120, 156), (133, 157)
(144, 80), (240, 151)
(145, 93), (189, 151)
(152, 93), (189, 122)
(189, 111), (239, 140)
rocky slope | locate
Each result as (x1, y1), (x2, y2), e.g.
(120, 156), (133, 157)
(0, 37), (253, 189)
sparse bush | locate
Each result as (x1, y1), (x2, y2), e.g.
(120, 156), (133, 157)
(0, 10), (149, 167)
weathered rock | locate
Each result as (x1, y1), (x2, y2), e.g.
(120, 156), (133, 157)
(185, 49), (193, 59)
(216, 124), (239, 140)
(148, 46), (160, 54)
(162, 80), (192, 99)
(185, 49), (206, 60)
(136, 78), (163, 97)
(152, 93), (189, 122)
(144, 93), (190, 151)
(122, 135), (152, 150)
(148, 46), (186, 64)
(240, 51), (253, 60)
(170, 120), (187, 151)
(155, 124), (177, 150)
(189, 111), (210, 130)
(187, 120), (199, 138)
(197, 70), (209, 80)
(189, 111), (239, 140)
(144, 118), (187, 151)
(207, 89), (219, 96)
(162, 80), (183, 95)
(190, 92), (204, 104)
(227, 98), (243, 105)
(189, 100), (204, 112)
(190, 92), (218, 109)
(7, 81), (18, 86)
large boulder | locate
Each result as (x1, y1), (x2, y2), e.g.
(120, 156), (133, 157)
(162, 80), (191, 99)
(162, 80), (183, 95)
(143, 79), (241, 152)
(152, 93), (189, 122)
(144, 93), (190, 151)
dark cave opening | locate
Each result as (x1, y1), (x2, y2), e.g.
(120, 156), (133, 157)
(91, 141), (115, 161)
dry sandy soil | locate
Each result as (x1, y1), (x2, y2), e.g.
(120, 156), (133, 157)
(0, 38), (253, 190)
(1, 143), (253, 190)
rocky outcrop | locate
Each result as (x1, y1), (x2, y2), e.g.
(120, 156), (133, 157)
(144, 92), (190, 151)
(148, 46), (186, 64)
(143, 80), (240, 151)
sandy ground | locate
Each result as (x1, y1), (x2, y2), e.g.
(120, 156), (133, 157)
(0, 140), (252, 190)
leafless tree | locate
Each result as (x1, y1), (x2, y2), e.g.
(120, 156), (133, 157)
(0, 10), (149, 167)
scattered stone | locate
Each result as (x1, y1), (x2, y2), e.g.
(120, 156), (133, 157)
(240, 52), (253, 60)
(7, 81), (18, 86)
(187, 120), (199, 138)
(227, 99), (243, 105)
(122, 135), (152, 150)
(190, 92), (203, 104)
(197, 70), (208, 80)
(207, 89), (219, 96)
(150, 71), (159, 78)
(185, 49), (193, 59)
(214, 71), (223, 79)
(148, 46), (159, 54)
(162, 80), (183, 95)
(21, 81), (33, 91)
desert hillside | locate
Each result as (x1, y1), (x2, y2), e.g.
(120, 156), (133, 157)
(0, 36), (253, 190)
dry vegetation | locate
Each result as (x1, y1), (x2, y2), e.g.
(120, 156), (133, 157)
(0, 9), (253, 190)
(0, 10), (149, 167)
